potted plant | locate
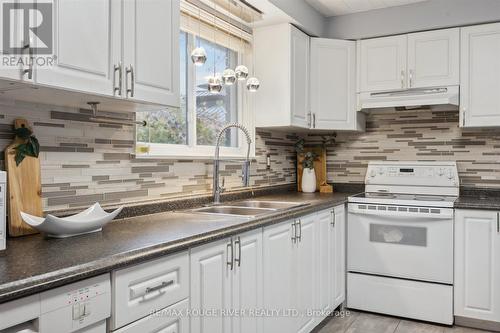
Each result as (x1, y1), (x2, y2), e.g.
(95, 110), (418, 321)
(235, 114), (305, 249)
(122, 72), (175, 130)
(295, 139), (319, 192)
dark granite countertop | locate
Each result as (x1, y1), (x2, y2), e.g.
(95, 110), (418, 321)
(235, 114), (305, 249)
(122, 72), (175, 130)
(454, 187), (500, 210)
(0, 191), (352, 304)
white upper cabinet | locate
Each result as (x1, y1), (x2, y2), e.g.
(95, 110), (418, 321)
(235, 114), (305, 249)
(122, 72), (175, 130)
(254, 24), (310, 129)
(455, 210), (500, 324)
(0, 0), (179, 108)
(460, 22), (500, 128)
(359, 28), (459, 93)
(310, 38), (364, 131)
(0, 0), (36, 82)
(36, 0), (118, 97)
(290, 26), (310, 128)
(122, 0), (179, 106)
(407, 28), (459, 88)
(359, 35), (407, 92)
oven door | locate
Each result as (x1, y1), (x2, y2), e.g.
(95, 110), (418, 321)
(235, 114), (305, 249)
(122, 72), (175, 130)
(347, 203), (453, 284)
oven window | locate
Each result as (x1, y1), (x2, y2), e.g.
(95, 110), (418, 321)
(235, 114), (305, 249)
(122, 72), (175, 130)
(369, 224), (427, 247)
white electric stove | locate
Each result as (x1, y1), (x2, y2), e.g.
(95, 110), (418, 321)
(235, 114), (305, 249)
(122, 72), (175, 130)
(347, 161), (459, 325)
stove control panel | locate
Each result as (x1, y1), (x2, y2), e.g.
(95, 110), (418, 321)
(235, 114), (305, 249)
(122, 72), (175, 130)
(365, 162), (459, 189)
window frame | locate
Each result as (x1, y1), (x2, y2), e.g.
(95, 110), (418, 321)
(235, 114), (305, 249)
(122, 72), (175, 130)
(136, 31), (255, 160)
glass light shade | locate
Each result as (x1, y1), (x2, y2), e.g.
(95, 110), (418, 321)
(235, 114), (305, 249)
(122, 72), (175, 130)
(191, 47), (207, 66)
(246, 77), (260, 92)
(208, 76), (223, 93)
(222, 68), (236, 85)
(235, 65), (249, 80)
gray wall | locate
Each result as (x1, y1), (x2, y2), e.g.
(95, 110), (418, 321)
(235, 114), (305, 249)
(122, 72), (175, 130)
(324, 0), (500, 40)
(268, 0), (326, 36)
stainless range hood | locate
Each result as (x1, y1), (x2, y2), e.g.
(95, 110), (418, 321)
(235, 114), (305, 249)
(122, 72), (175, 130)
(357, 86), (459, 111)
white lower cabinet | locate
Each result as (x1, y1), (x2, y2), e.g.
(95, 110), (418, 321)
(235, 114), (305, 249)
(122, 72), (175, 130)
(111, 251), (189, 330)
(190, 229), (263, 333)
(113, 299), (189, 333)
(317, 205), (346, 317)
(455, 209), (500, 324)
(262, 218), (296, 333)
(263, 205), (346, 333)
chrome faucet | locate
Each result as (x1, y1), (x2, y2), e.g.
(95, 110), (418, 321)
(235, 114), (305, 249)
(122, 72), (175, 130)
(213, 123), (252, 204)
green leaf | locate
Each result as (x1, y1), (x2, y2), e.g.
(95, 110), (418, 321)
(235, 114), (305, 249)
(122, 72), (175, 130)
(30, 136), (40, 157)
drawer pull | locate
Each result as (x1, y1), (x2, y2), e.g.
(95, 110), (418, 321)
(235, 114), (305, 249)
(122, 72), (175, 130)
(145, 280), (174, 294)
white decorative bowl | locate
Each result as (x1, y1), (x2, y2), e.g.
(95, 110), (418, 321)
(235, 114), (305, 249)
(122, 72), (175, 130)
(21, 203), (123, 238)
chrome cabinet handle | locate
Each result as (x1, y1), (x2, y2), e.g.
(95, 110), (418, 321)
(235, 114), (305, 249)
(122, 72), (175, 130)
(331, 209), (336, 227)
(291, 220), (297, 243)
(113, 62), (122, 96)
(234, 236), (241, 267)
(145, 280), (174, 294)
(409, 69), (414, 88)
(400, 70), (405, 88)
(227, 239), (234, 270)
(462, 108), (466, 127)
(313, 113), (316, 128)
(497, 212), (499, 233)
(297, 219), (302, 242)
(307, 112), (312, 128)
(23, 42), (33, 80)
(126, 64), (135, 97)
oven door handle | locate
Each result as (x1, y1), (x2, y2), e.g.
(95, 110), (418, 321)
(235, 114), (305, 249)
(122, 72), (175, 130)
(348, 208), (453, 220)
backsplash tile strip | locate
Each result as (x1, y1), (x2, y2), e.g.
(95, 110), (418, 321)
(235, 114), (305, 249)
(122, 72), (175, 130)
(321, 109), (500, 187)
(0, 101), (297, 211)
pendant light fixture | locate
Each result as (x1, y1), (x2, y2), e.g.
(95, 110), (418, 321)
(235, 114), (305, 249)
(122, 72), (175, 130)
(191, 7), (207, 66)
(208, 2), (222, 94)
(235, 4), (249, 81)
(246, 12), (260, 92)
(221, 0), (236, 86)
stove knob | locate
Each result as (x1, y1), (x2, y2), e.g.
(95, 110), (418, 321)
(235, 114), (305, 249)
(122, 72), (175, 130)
(438, 168), (445, 176)
(447, 170), (454, 180)
(378, 169), (385, 175)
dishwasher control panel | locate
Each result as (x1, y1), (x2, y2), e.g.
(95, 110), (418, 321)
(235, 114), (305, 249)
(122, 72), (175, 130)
(40, 274), (110, 333)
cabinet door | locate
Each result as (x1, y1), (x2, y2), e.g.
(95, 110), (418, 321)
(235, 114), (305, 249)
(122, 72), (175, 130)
(190, 238), (232, 333)
(359, 35), (407, 92)
(461, 23), (500, 127)
(262, 220), (295, 333)
(333, 205), (346, 308)
(0, 0), (35, 82)
(295, 215), (317, 333)
(317, 209), (334, 316)
(232, 229), (263, 333)
(455, 210), (500, 322)
(310, 38), (358, 130)
(123, 0), (179, 107)
(407, 28), (459, 88)
(36, 0), (118, 96)
(290, 26), (310, 128)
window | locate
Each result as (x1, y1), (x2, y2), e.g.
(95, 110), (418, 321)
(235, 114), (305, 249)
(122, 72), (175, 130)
(136, 30), (251, 158)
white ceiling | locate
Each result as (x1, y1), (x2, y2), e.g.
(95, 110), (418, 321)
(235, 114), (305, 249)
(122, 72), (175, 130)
(305, 0), (429, 17)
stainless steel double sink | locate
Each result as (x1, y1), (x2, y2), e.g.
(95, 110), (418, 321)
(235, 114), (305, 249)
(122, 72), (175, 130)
(190, 200), (310, 218)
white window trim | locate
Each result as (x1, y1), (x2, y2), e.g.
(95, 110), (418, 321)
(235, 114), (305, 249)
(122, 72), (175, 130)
(136, 31), (255, 160)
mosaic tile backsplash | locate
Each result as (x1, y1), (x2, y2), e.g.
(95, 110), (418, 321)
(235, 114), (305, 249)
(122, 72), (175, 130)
(0, 100), (297, 211)
(323, 109), (500, 187)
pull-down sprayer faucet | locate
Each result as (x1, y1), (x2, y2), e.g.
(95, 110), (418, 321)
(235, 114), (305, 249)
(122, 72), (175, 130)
(212, 123), (252, 204)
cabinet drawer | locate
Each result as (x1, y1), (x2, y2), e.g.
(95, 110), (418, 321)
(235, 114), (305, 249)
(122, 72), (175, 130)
(113, 299), (189, 333)
(111, 251), (189, 330)
(0, 294), (40, 330)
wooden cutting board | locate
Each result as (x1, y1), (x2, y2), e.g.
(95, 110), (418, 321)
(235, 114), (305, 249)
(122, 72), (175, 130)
(297, 147), (333, 193)
(5, 118), (41, 236)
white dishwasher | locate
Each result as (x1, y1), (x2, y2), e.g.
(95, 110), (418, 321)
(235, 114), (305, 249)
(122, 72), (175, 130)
(0, 274), (111, 333)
